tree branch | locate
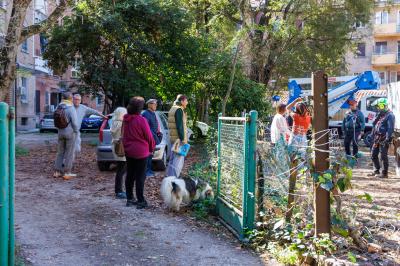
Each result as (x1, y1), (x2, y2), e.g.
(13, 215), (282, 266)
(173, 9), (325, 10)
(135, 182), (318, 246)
(19, 0), (74, 44)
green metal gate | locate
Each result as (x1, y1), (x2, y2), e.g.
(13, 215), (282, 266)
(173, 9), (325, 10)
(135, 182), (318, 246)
(0, 102), (15, 266)
(216, 111), (257, 239)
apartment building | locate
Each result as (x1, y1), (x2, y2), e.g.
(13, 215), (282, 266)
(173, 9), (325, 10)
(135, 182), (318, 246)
(346, 0), (400, 87)
(0, 0), (104, 131)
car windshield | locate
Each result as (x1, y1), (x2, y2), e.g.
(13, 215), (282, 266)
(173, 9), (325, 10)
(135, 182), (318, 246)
(43, 115), (53, 119)
(88, 115), (102, 119)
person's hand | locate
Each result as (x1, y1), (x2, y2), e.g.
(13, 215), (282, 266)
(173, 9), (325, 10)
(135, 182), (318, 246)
(295, 97), (303, 103)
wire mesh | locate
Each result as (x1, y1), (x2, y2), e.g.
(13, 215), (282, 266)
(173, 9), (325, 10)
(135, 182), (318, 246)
(257, 122), (344, 223)
(219, 120), (247, 212)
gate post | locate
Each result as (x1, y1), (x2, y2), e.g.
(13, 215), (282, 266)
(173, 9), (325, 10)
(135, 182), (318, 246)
(244, 110), (257, 231)
(8, 107), (15, 266)
(216, 113), (222, 212)
(0, 102), (10, 266)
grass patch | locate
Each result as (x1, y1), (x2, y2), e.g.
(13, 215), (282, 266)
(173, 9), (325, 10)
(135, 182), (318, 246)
(16, 145), (29, 158)
(192, 198), (216, 220)
(15, 244), (28, 266)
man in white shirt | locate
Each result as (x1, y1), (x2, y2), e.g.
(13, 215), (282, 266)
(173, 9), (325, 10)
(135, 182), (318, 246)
(270, 103), (290, 145)
(73, 94), (107, 154)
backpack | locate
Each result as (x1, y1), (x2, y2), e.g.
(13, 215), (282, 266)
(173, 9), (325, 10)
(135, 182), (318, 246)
(344, 111), (361, 132)
(53, 104), (70, 129)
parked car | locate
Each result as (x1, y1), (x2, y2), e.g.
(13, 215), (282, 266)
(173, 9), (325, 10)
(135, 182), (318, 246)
(81, 114), (103, 132)
(39, 114), (57, 133)
(96, 111), (171, 171)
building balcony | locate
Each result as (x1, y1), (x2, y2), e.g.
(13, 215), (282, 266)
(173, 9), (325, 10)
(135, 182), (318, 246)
(34, 57), (52, 74)
(372, 52), (399, 66)
(373, 23), (400, 37)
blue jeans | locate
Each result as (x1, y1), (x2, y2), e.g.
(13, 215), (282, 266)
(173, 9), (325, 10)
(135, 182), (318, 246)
(146, 154), (154, 175)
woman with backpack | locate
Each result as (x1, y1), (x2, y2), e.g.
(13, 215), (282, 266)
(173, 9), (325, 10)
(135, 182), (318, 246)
(110, 107), (128, 199)
(342, 99), (365, 157)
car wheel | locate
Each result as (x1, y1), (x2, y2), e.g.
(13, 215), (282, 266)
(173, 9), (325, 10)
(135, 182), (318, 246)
(97, 161), (110, 171)
(154, 149), (167, 171)
(363, 132), (373, 148)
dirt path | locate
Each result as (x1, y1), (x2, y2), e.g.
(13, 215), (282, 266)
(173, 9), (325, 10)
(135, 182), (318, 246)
(342, 147), (400, 264)
(15, 133), (266, 266)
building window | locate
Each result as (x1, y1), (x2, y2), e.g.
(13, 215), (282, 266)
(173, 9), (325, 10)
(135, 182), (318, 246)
(71, 59), (79, 79)
(354, 21), (364, 28)
(20, 77), (28, 103)
(356, 43), (366, 57)
(375, 11), (389, 25)
(379, 72), (387, 85)
(21, 117), (28, 126)
(390, 71), (397, 83)
(375, 42), (387, 54)
(21, 39), (28, 53)
(45, 91), (50, 105)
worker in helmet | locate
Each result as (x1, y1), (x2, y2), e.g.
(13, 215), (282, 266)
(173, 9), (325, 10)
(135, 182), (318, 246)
(368, 98), (395, 178)
(342, 99), (365, 157)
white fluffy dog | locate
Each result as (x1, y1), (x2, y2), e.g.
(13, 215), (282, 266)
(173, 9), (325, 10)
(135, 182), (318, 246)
(161, 176), (214, 211)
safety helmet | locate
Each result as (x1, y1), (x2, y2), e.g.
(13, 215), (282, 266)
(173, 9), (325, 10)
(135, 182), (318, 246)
(372, 98), (388, 111)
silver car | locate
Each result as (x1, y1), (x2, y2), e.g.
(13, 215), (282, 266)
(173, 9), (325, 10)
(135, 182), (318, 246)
(96, 111), (171, 171)
(39, 114), (57, 132)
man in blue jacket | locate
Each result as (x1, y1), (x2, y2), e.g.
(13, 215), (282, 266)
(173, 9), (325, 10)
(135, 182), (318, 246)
(342, 99), (365, 157)
(142, 99), (162, 177)
(368, 98), (395, 178)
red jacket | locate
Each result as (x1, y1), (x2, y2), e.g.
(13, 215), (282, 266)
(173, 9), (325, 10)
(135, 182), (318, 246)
(122, 114), (155, 159)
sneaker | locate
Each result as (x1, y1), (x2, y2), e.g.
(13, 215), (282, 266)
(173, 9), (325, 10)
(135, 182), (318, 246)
(367, 171), (379, 177)
(126, 199), (138, 207)
(116, 192), (127, 199)
(53, 171), (62, 178)
(63, 173), (77, 180)
(136, 201), (148, 209)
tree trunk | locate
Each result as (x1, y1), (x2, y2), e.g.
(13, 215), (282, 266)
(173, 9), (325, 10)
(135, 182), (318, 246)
(221, 43), (240, 116)
(204, 95), (209, 124)
(0, 1), (30, 101)
(0, 0), (72, 102)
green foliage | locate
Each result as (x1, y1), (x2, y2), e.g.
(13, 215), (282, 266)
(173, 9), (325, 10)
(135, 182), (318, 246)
(357, 192), (373, 203)
(250, 219), (336, 264)
(347, 252), (357, 263)
(192, 198), (216, 220)
(208, 0), (374, 95)
(16, 145), (29, 158)
(44, 0), (270, 119)
(44, 0), (203, 110)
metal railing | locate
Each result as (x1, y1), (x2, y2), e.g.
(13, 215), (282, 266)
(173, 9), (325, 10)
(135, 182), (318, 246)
(217, 111), (257, 239)
(0, 102), (15, 266)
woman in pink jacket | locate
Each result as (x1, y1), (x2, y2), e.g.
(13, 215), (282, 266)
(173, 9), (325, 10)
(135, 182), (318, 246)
(123, 97), (156, 209)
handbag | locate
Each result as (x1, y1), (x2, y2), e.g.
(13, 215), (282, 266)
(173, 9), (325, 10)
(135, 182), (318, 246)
(114, 121), (125, 157)
(172, 139), (190, 157)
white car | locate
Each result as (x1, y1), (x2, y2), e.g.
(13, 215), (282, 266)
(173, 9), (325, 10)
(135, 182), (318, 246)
(96, 111), (171, 171)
